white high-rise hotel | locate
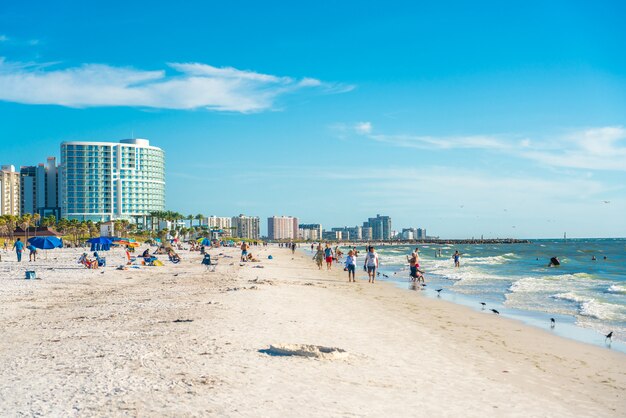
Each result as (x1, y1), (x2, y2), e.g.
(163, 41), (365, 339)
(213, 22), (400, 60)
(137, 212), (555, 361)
(61, 139), (165, 222)
(268, 216), (299, 240)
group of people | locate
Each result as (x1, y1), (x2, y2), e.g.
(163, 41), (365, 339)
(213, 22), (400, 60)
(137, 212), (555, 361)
(312, 244), (380, 283)
(2, 238), (38, 262)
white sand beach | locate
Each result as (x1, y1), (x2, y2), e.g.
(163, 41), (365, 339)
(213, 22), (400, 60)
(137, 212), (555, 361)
(0, 245), (624, 417)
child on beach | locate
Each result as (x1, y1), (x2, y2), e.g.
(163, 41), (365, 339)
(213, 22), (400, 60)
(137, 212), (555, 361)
(453, 250), (461, 267)
(345, 250), (357, 282)
(28, 245), (37, 262)
(364, 246), (379, 283)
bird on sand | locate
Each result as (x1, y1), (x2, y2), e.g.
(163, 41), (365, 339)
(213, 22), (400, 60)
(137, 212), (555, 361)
(480, 302), (486, 310)
(435, 288), (443, 295)
(605, 331), (613, 342)
(491, 309), (500, 315)
(382, 273), (389, 278)
(550, 318), (555, 328)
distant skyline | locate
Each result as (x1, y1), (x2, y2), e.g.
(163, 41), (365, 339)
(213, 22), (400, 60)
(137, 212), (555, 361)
(1, 0), (625, 238)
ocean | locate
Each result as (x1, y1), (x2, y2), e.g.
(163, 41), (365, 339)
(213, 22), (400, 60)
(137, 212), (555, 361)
(355, 239), (626, 351)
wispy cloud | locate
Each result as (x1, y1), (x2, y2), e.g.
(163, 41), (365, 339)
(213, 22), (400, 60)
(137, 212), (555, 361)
(0, 58), (352, 112)
(346, 122), (626, 171)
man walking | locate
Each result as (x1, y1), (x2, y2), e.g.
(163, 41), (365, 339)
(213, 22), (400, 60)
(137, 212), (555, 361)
(13, 238), (25, 262)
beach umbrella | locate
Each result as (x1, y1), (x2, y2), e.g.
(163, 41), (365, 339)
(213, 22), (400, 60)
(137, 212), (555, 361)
(28, 236), (63, 259)
(28, 236), (63, 250)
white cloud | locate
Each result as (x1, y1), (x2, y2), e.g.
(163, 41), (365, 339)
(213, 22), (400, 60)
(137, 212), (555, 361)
(346, 122), (626, 171)
(354, 121), (372, 134)
(0, 58), (351, 112)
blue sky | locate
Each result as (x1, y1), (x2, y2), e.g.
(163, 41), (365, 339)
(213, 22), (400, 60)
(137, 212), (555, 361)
(1, 0), (625, 238)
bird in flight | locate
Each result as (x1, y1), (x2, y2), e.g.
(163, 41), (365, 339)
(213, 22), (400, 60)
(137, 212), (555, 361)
(435, 289), (443, 296)
(602, 201), (611, 204)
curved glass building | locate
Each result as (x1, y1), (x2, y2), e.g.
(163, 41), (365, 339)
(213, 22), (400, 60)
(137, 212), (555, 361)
(60, 139), (165, 222)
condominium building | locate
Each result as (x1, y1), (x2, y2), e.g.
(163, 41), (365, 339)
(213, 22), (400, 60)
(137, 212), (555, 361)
(331, 226), (363, 241)
(267, 216), (299, 240)
(298, 223), (322, 241)
(231, 214), (260, 240)
(20, 157), (62, 219)
(206, 216), (232, 236)
(363, 214), (392, 240)
(0, 165), (20, 216)
(60, 139), (165, 222)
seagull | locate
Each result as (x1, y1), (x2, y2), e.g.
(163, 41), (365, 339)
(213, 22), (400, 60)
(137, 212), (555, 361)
(435, 288), (443, 296)
(480, 302), (486, 309)
(382, 274), (389, 278)
(491, 309), (500, 315)
(605, 331), (613, 342)
(550, 318), (555, 328)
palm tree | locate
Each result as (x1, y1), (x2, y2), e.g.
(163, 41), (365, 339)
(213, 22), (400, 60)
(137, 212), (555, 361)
(187, 214), (194, 229)
(19, 214), (33, 242)
(195, 213), (204, 229)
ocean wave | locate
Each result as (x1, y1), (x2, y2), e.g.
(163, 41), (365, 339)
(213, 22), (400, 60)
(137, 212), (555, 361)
(509, 273), (597, 294)
(608, 284), (626, 294)
(580, 300), (626, 322)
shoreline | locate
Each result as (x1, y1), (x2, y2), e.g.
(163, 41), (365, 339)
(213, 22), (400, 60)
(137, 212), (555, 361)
(0, 245), (624, 416)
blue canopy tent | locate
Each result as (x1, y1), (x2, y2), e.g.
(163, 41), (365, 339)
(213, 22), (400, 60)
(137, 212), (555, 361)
(200, 238), (211, 246)
(87, 237), (113, 252)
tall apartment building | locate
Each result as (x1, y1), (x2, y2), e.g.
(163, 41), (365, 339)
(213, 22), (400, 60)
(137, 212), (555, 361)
(361, 226), (373, 241)
(20, 157), (62, 219)
(231, 214), (260, 240)
(267, 216), (299, 240)
(0, 165), (21, 216)
(298, 223), (322, 241)
(363, 214), (392, 240)
(331, 226), (363, 241)
(60, 139), (165, 223)
(206, 216), (232, 236)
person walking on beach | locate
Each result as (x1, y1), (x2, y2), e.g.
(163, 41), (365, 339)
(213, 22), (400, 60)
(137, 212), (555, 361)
(345, 250), (357, 282)
(13, 238), (24, 262)
(324, 244), (334, 270)
(313, 245), (324, 270)
(453, 250), (461, 267)
(291, 242), (297, 254)
(364, 246), (379, 283)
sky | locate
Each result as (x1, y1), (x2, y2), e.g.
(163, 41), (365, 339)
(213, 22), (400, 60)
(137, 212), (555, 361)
(0, 0), (625, 238)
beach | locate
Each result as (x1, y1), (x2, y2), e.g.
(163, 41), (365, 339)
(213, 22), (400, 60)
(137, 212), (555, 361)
(0, 245), (624, 417)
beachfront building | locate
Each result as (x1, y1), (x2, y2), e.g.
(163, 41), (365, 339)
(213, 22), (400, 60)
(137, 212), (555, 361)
(322, 230), (342, 241)
(206, 216), (232, 237)
(363, 214), (392, 241)
(60, 139), (165, 223)
(331, 226), (362, 241)
(417, 228), (426, 239)
(231, 214), (260, 240)
(0, 165), (21, 216)
(361, 226), (373, 241)
(20, 157), (62, 219)
(298, 223), (322, 241)
(267, 216), (299, 240)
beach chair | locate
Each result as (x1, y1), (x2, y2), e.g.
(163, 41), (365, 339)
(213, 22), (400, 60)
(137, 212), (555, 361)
(202, 254), (217, 272)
